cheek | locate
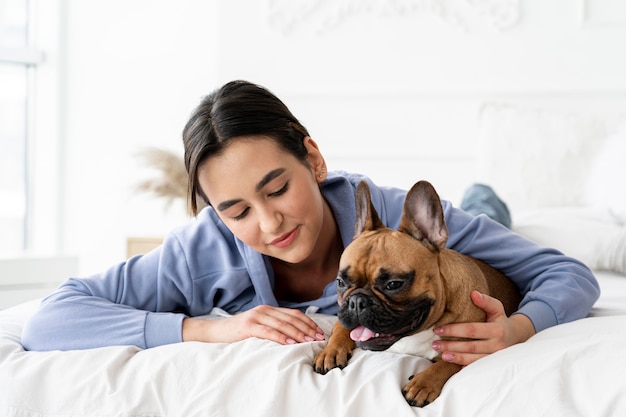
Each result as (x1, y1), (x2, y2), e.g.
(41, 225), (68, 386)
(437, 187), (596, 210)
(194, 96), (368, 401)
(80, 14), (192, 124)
(301, 184), (325, 219)
(281, 188), (320, 220)
(290, 197), (315, 219)
(221, 217), (259, 247)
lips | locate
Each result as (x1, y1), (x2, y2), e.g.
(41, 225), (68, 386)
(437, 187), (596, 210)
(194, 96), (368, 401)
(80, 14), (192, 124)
(268, 227), (299, 248)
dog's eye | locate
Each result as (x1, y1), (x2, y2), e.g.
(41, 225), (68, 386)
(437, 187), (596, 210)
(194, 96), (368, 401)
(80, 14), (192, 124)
(385, 281), (403, 291)
(336, 277), (346, 288)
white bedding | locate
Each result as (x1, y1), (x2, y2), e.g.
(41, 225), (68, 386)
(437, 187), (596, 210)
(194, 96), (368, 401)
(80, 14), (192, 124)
(1, 271), (625, 417)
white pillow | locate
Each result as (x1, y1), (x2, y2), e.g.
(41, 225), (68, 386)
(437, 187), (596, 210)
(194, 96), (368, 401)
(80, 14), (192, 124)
(584, 121), (626, 223)
(513, 207), (626, 274)
(476, 102), (624, 212)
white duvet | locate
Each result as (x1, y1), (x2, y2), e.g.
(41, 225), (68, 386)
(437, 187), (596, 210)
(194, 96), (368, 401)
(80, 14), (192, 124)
(1, 271), (626, 417)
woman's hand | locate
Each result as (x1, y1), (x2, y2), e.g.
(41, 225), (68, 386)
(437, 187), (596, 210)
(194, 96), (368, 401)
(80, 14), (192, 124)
(431, 291), (536, 366)
(182, 304), (326, 345)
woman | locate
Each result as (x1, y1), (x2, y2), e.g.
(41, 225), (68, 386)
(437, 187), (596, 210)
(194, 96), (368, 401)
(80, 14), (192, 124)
(22, 80), (600, 367)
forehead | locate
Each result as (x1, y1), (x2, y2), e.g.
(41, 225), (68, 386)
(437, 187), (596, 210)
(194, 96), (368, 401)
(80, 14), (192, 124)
(340, 231), (432, 279)
(197, 136), (299, 201)
(208, 135), (286, 165)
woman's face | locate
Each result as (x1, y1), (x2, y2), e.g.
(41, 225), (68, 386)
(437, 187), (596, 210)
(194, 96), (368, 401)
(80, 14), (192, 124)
(198, 136), (328, 264)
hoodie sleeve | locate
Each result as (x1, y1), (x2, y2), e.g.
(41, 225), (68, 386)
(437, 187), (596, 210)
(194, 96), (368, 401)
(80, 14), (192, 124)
(441, 202), (600, 332)
(21, 233), (192, 351)
(22, 207), (259, 352)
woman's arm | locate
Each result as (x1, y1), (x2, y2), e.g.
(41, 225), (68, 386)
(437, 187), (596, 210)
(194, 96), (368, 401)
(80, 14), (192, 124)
(21, 244), (190, 351)
(430, 203), (600, 364)
(442, 203), (600, 332)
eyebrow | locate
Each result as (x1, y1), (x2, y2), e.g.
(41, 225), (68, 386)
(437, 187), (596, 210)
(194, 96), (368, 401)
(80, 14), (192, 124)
(216, 168), (286, 212)
(256, 168), (286, 192)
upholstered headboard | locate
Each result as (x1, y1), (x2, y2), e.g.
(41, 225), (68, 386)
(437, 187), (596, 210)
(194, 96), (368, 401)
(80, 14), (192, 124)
(475, 102), (626, 274)
(476, 102), (626, 216)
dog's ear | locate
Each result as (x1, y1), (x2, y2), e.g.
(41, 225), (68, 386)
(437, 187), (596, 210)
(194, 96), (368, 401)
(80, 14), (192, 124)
(399, 180), (448, 252)
(354, 181), (385, 237)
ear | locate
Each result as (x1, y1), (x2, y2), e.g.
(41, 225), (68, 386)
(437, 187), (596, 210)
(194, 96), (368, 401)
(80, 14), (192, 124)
(398, 181), (448, 252)
(354, 181), (385, 237)
(303, 137), (327, 182)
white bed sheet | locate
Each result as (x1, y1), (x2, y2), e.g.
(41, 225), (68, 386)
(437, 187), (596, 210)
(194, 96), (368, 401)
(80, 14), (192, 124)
(1, 271), (625, 417)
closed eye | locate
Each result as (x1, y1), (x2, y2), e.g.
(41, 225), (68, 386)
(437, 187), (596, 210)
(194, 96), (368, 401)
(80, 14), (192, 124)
(231, 207), (250, 221)
(229, 182), (288, 221)
(269, 181), (289, 197)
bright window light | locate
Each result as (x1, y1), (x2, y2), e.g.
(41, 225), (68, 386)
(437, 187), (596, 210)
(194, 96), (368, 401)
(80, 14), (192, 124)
(0, 0), (30, 254)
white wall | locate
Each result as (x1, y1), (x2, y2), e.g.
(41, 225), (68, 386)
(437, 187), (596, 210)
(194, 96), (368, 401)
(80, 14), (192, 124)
(53, 0), (626, 275)
(58, 0), (217, 273)
(217, 0), (626, 93)
(211, 0), (626, 197)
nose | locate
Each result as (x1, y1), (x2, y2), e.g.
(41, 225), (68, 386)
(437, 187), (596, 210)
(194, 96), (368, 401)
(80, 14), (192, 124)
(348, 294), (372, 314)
(258, 206), (283, 234)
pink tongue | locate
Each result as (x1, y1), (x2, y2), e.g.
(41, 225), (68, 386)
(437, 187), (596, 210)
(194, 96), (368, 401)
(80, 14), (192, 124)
(350, 325), (377, 342)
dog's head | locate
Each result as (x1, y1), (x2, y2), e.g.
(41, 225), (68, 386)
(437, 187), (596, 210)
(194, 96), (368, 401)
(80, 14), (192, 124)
(336, 180), (449, 351)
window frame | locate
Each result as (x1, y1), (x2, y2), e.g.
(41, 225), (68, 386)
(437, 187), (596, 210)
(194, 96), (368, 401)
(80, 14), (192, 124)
(0, 0), (63, 256)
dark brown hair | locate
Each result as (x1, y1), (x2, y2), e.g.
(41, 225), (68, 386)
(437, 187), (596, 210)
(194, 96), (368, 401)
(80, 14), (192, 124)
(183, 80), (310, 215)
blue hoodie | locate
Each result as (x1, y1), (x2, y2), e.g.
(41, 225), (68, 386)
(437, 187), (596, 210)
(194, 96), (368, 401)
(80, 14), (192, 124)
(21, 171), (600, 351)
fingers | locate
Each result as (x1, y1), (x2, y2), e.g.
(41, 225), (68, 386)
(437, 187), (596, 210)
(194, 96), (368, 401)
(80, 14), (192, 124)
(431, 335), (498, 367)
(432, 291), (506, 341)
(428, 293), (531, 367)
(470, 290), (506, 320)
(433, 315), (535, 366)
(433, 324), (506, 353)
(434, 320), (505, 342)
(236, 305), (326, 345)
(439, 351), (487, 367)
(432, 292), (509, 366)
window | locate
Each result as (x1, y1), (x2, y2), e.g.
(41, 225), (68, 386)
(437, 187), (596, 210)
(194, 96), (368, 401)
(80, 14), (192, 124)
(0, 0), (42, 254)
(0, 64), (27, 253)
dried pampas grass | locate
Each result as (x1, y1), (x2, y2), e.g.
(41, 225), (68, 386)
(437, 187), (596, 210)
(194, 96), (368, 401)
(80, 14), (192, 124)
(135, 147), (206, 214)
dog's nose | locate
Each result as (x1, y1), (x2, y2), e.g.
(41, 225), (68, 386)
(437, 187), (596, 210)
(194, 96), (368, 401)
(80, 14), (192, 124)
(348, 294), (372, 313)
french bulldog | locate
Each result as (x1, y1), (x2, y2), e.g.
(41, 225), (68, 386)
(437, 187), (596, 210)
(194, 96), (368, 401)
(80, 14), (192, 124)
(313, 180), (521, 407)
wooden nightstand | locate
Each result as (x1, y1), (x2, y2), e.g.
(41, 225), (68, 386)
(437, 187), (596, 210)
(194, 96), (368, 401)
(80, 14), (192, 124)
(126, 237), (163, 258)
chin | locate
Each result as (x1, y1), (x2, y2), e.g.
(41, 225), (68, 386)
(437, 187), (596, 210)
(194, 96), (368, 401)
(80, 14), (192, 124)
(270, 246), (314, 265)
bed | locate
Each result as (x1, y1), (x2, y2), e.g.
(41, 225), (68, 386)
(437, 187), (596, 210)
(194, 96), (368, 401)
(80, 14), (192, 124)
(1, 102), (626, 416)
(1, 271), (625, 417)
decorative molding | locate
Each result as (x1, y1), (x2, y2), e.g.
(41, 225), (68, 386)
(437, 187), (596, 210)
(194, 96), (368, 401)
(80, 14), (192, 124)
(266, 0), (521, 35)
(581, 0), (626, 27)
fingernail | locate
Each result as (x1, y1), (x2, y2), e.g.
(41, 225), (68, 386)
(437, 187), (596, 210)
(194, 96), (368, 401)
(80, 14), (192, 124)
(286, 338), (296, 345)
(315, 332), (326, 341)
(434, 327), (444, 335)
(442, 353), (455, 362)
(304, 336), (315, 342)
(431, 342), (440, 352)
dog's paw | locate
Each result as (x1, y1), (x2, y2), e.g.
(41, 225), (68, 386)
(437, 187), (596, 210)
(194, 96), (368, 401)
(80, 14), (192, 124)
(313, 346), (352, 374)
(402, 373), (442, 407)
(402, 361), (461, 407)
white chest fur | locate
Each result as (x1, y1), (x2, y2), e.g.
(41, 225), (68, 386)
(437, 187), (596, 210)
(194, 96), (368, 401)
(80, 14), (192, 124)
(384, 327), (440, 360)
